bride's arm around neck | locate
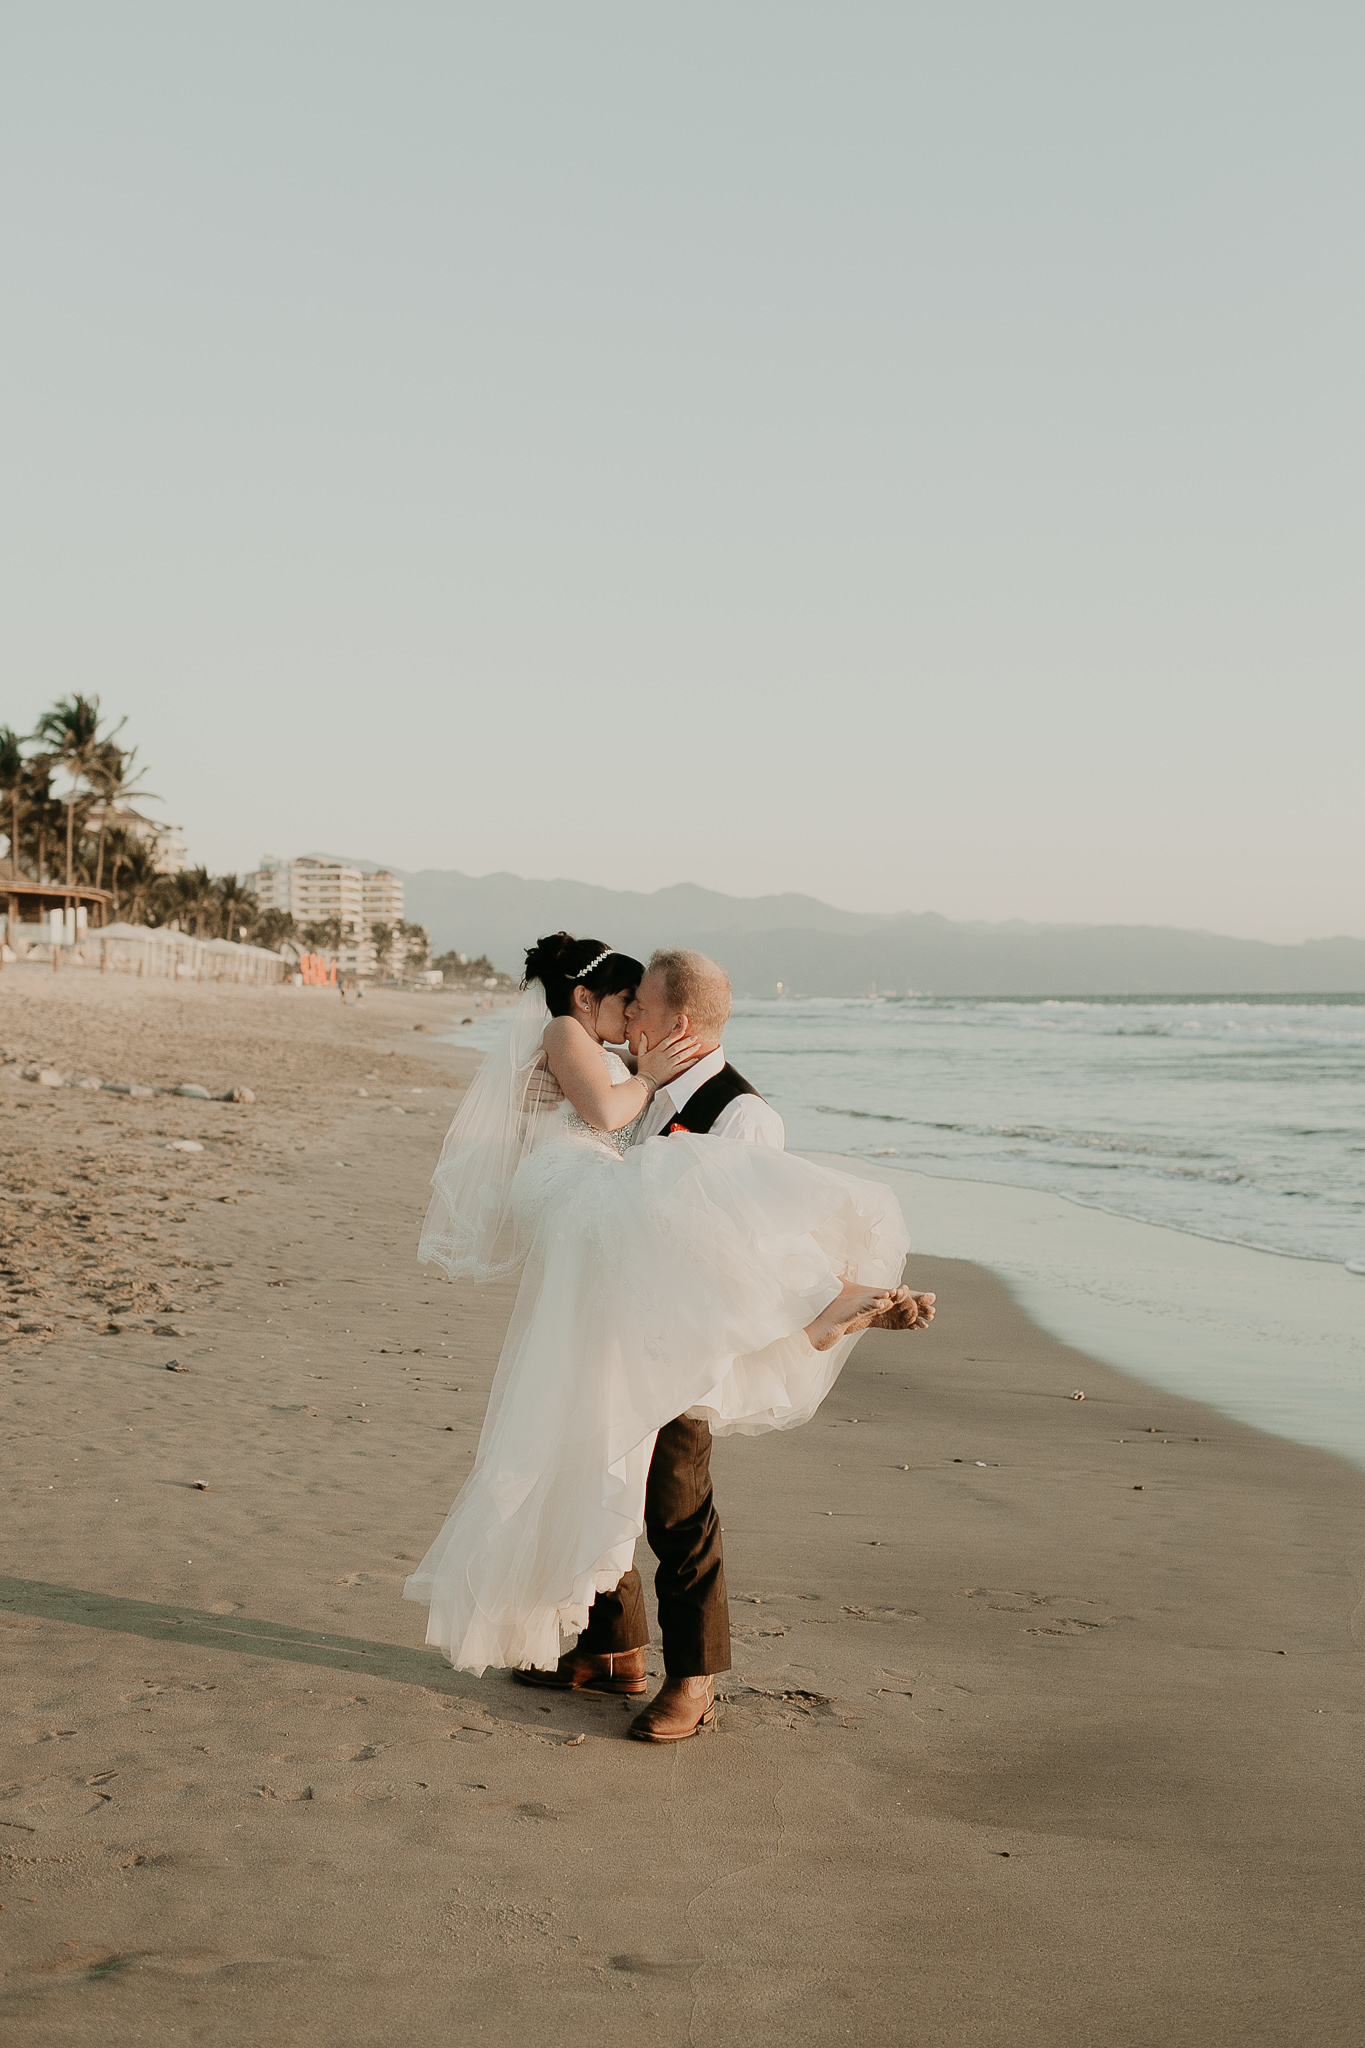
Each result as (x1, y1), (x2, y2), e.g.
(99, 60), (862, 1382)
(542, 1015), (643, 1133)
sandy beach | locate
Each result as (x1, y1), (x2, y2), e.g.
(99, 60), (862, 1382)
(2, 967), (1361, 2045)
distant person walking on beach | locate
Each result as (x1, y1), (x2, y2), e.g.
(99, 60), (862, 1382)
(404, 935), (934, 1741)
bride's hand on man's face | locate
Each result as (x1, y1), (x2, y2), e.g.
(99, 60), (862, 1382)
(637, 1027), (702, 1087)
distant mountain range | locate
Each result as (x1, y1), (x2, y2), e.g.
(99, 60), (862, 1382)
(328, 864), (1365, 996)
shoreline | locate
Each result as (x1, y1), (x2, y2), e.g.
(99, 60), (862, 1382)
(807, 1150), (1365, 1476)
(866, 1151), (1364, 1273)
(1, 974), (1361, 2041)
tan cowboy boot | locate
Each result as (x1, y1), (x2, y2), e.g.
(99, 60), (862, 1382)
(512, 1646), (647, 1697)
(627, 1674), (716, 1742)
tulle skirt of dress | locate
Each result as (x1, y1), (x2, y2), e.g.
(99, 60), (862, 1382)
(403, 1130), (910, 1674)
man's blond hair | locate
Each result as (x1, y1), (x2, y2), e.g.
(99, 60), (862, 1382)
(648, 948), (733, 1043)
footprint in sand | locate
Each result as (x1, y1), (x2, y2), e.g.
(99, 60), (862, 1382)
(122, 1680), (218, 1699)
(960, 1585), (1104, 1611)
(841, 1604), (922, 1623)
(958, 1587), (1121, 1633)
(1025, 1617), (1116, 1636)
(2, 1775), (116, 1824)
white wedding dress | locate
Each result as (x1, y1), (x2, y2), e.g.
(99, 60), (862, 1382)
(404, 1032), (910, 1676)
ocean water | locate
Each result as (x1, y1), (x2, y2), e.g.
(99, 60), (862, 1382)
(449, 994), (1365, 1274)
(721, 995), (1365, 1276)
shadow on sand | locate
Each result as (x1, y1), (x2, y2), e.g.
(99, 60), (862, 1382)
(0, 1575), (640, 1734)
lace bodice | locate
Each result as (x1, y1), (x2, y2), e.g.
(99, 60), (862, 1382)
(556, 1048), (646, 1156)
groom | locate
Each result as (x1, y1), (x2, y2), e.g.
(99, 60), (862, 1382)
(516, 947), (935, 1743)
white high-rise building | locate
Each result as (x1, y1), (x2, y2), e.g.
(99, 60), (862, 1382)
(362, 868), (405, 931)
(246, 857), (405, 975)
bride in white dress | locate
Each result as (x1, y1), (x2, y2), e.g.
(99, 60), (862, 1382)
(404, 933), (918, 1676)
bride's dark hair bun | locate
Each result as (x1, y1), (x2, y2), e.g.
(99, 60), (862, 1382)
(524, 931), (646, 1018)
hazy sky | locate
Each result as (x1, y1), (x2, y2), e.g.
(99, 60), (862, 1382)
(3, 4), (1360, 941)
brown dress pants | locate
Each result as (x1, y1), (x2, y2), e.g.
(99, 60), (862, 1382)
(576, 1414), (731, 1677)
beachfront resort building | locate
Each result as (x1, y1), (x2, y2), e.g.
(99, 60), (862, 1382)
(245, 855), (405, 977)
(250, 855), (365, 933)
(362, 867), (404, 929)
(94, 804), (190, 876)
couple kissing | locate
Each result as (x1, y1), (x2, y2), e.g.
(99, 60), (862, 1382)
(404, 935), (934, 1743)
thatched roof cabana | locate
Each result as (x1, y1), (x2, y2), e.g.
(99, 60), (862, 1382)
(4, 878), (114, 922)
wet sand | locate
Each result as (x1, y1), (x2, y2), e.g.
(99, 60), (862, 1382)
(1, 968), (1361, 2044)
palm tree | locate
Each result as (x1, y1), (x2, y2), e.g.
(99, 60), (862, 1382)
(118, 840), (162, 925)
(169, 865), (218, 939)
(85, 738), (155, 893)
(214, 874), (258, 944)
(370, 921), (395, 977)
(302, 916), (343, 954)
(0, 727), (24, 879)
(33, 695), (116, 887)
(397, 919), (430, 974)
(22, 754), (59, 884)
(103, 827), (137, 914)
(251, 907), (299, 955)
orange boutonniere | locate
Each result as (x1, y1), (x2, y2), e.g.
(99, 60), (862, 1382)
(667, 1122), (688, 1135)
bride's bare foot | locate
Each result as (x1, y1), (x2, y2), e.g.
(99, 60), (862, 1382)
(806, 1281), (902, 1352)
(871, 1290), (936, 1331)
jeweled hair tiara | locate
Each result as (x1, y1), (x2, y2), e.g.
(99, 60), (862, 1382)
(574, 948), (613, 979)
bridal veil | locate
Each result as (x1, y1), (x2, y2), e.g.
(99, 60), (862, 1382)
(418, 985), (556, 1281)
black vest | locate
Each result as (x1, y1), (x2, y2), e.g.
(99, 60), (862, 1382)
(655, 1062), (762, 1136)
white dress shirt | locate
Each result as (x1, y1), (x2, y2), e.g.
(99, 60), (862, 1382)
(637, 1045), (786, 1149)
